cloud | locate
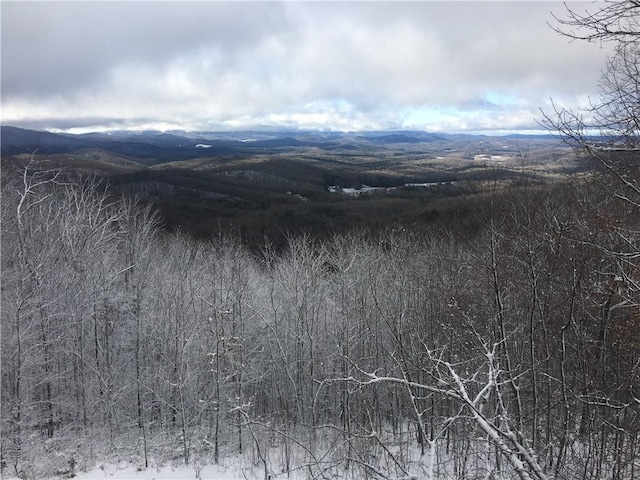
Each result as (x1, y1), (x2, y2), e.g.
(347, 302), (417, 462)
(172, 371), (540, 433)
(1, 1), (612, 133)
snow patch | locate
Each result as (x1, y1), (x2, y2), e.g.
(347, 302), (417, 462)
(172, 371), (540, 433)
(4, 461), (248, 480)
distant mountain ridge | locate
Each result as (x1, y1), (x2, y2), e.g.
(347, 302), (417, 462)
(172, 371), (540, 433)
(2, 125), (561, 164)
(1, 126), (94, 155)
(1, 126), (237, 159)
(0, 126), (458, 159)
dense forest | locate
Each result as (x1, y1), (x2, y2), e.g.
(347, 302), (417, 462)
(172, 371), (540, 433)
(1, 152), (639, 479)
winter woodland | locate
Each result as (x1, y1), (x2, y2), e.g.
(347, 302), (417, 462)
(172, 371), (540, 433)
(1, 156), (639, 480)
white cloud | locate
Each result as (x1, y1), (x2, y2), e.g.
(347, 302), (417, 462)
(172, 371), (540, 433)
(1, 1), (612, 133)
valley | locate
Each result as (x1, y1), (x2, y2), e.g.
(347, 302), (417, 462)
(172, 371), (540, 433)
(2, 126), (578, 247)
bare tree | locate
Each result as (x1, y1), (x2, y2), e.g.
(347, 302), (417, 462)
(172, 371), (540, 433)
(330, 339), (551, 480)
(0, 160), (136, 476)
(541, 5), (640, 473)
(543, 2), (640, 166)
(550, 1), (640, 46)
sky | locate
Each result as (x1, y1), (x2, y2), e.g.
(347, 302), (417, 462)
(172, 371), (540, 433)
(1, 1), (612, 134)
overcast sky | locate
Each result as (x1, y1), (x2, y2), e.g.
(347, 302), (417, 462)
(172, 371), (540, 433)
(2, 1), (611, 134)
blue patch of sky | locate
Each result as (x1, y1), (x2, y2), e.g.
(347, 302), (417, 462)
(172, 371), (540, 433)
(400, 90), (527, 131)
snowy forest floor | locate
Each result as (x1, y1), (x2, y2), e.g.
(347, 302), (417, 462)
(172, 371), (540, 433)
(1, 425), (426, 480)
(4, 461), (250, 480)
(0, 425), (449, 480)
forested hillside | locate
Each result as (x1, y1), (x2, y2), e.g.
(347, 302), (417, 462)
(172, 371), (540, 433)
(0, 127), (573, 248)
(1, 155), (638, 479)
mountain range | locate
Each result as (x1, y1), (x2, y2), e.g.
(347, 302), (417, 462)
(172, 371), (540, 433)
(1, 126), (445, 157)
(2, 125), (556, 161)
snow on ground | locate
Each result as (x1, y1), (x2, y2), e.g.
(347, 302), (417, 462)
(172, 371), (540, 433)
(3, 461), (260, 480)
